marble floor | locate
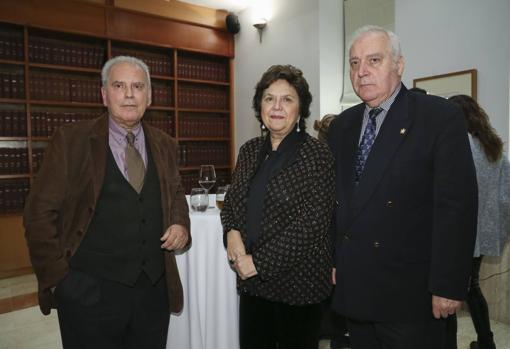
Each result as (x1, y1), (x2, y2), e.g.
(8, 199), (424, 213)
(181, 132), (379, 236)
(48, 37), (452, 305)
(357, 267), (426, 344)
(1, 274), (510, 348)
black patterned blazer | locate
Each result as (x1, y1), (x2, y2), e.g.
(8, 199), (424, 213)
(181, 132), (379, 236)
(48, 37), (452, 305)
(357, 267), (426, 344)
(221, 133), (335, 305)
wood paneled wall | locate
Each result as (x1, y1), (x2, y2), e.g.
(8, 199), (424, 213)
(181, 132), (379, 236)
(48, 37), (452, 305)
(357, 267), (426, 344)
(0, 0), (234, 57)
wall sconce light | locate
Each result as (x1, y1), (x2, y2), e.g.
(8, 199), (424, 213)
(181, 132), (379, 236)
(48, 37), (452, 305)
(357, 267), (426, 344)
(253, 18), (267, 43)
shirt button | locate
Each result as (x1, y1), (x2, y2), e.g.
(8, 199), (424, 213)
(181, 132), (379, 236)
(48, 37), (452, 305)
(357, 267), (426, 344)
(373, 241), (380, 248)
(344, 234), (350, 240)
(386, 201), (394, 208)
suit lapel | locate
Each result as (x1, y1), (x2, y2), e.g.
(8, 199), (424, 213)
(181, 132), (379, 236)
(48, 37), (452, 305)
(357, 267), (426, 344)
(338, 104), (364, 213)
(88, 115), (109, 204)
(352, 88), (414, 218)
(143, 124), (165, 183)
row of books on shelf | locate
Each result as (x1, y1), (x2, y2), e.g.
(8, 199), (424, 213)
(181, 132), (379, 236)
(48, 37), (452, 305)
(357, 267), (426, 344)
(178, 86), (228, 110)
(152, 84), (173, 106)
(178, 142), (229, 167)
(32, 148), (45, 173)
(112, 48), (172, 76)
(0, 179), (29, 213)
(144, 115), (174, 136)
(0, 110), (27, 137)
(29, 36), (106, 69)
(180, 170), (230, 195)
(179, 117), (229, 138)
(30, 72), (102, 103)
(0, 32), (24, 61)
(0, 71), (25, 99)
(0, 148), (28, 174)
(177, 57), (228, 82)
(31, 111), (103, 137)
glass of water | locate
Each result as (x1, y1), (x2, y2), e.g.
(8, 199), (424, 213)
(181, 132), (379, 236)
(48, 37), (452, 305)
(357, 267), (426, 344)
(190, 188), (208, 212)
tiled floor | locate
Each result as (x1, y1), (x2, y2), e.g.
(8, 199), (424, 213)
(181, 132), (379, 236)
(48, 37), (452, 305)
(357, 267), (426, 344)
(319, 313), (510, 348)
(1, 274), (510, 348)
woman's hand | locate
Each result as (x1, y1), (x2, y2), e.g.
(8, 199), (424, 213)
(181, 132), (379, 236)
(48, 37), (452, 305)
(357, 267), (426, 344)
(233, 254), (258, 280)
(226, 229), (246, 263)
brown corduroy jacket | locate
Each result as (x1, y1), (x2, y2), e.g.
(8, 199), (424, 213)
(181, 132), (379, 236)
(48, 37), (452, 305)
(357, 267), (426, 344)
(23, 114), (190, 315)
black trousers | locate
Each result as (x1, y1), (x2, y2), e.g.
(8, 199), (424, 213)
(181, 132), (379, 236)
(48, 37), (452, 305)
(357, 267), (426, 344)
(239, 293), (322, 349)
(445, 256), (496, 349)
(55, 269), (170, 349)
(346, 317), (447, 349)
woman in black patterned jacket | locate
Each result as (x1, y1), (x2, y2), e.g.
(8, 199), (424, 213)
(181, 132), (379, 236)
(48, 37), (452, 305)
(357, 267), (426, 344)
(221, 64), (335, 349)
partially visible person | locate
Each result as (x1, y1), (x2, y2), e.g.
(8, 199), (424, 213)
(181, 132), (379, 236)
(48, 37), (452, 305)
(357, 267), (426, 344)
(221, 64), (335, 349)
(314, 114), (351, 349)
(24, 56), (190, 349)
(447, 94), (510, 349)
(408, 86), (428, 95)
(314, 114), (336, 143)
(328, 25), (478, 349)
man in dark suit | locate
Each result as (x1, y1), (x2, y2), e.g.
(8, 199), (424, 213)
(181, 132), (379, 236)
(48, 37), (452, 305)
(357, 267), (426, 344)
(24, 56), (190, 348)
(328, 25), (477, 349)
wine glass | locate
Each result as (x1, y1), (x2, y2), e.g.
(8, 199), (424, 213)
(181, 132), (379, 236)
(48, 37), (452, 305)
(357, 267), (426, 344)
(199, 165), (216, 207)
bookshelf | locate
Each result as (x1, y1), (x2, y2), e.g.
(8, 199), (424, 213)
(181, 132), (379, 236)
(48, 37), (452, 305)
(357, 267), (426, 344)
(0, 0), (234, 278)
(0, 20), (234, 217)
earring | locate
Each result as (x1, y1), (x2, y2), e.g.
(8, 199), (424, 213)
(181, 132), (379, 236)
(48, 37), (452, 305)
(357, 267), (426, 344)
(261, 124), (266, 130)
(296, 117), (301, 132)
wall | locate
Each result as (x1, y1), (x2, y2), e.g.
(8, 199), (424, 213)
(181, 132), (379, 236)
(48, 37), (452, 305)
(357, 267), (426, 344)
(396, 0), (510, 149)
(396, 0), (510, 324)
(233, 0), (342, 153)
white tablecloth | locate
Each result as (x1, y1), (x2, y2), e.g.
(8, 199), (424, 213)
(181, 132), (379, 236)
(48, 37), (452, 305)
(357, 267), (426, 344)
(167, 195), (239, 349)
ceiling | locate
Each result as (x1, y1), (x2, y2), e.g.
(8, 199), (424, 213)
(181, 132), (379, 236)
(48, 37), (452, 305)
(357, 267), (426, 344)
(176, 0), (254, 13)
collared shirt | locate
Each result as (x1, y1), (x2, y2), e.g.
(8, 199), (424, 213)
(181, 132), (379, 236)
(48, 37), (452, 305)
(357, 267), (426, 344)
(358, 83), (402, 144)
(245, 129), (306, 248)
(108, 117), (148, 181)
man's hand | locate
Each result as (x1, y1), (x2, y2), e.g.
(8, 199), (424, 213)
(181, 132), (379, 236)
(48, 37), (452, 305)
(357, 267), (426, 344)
(234, 254), (258, 280)
(226, 229), (246, 262)
(160, 224), (188, 251)
(432, 295), (462, 319)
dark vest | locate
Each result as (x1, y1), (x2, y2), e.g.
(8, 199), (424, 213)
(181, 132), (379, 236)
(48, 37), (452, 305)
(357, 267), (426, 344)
(70, 146), (165, 285)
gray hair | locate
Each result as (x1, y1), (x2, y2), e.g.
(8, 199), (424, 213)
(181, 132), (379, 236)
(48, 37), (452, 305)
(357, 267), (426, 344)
(349, 25), (402, 63)
(101, 55), (151, 90)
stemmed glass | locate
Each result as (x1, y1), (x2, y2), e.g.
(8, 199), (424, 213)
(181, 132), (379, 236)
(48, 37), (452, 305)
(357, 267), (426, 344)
(199, 165), (216, 207)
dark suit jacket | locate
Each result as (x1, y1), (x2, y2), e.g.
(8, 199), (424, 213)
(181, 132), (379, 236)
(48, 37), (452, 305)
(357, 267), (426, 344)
(221, 133), (335, 305)
(328, 85), (477, 322)
(24, 114), (190, 315)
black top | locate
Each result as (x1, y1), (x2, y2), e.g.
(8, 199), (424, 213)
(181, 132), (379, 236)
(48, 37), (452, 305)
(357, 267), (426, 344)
(246, 129), (305, 248)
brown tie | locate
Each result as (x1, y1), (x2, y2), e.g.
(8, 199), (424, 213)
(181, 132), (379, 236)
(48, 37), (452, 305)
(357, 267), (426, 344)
(125, 131), (145, 193)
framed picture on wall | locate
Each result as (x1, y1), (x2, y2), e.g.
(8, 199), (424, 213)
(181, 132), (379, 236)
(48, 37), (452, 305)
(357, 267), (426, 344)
(413, 69), (477, 100)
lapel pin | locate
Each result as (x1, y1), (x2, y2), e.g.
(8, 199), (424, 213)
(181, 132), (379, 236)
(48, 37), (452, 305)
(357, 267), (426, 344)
(400, 128), (406, 135)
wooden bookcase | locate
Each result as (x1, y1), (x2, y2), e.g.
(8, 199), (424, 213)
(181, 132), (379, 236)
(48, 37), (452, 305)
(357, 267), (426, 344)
(0, 2), (234, 277)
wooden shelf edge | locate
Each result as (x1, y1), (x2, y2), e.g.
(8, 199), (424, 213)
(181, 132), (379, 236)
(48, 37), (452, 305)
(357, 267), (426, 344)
(177, 108), (229, 114)
(0, 174), (31, 179)
(28, 100), (104, 107)
(0, 98), (26, 104)
(0, 137), (28, 141)
(29, 63), (101, 74)
(176, 77), (229, 86)
(152, 74), (174, 81)
(0, 266), (33, 280)
(0, 58), (25, 66)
